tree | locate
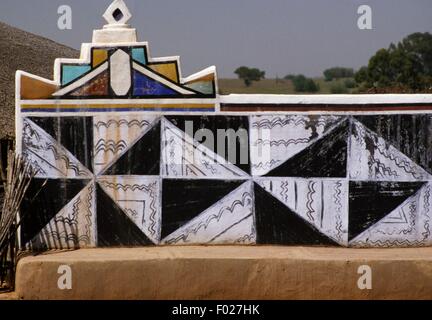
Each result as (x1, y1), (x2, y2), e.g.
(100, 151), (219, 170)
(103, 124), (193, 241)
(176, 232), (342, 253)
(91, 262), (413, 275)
(354, 66), (368, 84)
(286, 74), (319, 93)
(323, 67), (354, 81)
(234, 66), (265, 87)
(355, 32), (432, 91)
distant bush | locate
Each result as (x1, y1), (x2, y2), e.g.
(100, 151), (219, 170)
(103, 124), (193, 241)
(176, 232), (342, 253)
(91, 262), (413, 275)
(284, 74), (296, 81)
(323, 67), (354, 81)
(234, 66), (265, 87)
(344, 78), (356, 89)
(285, 74), (320, 93)
(330, 82), (348, 94)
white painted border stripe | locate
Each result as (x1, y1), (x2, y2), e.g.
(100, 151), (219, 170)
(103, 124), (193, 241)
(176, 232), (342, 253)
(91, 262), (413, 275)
(20, 98), (217, 105)
(220, 94), (432, 105)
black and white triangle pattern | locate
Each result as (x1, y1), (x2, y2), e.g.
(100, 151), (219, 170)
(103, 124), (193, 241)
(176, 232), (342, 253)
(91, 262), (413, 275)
(19, 114), (432, 249)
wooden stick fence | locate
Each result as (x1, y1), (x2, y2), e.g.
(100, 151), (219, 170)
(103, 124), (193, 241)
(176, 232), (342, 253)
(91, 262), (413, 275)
(0, 150), (37, 289)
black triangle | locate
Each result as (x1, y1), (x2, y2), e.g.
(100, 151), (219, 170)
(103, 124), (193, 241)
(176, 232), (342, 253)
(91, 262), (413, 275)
(348, 181), (425, 241)
(20, 178), (89, 246)
(161, 179), (245, 239)
(253, 183), (338, 245)
(264, 120), (349, 177)
(165, 115), (250, 174)
(354, 115), (432, 174)
(96, 185), (153, 247)
(104, 121), (161, 175)
(29, 117), (93, 172)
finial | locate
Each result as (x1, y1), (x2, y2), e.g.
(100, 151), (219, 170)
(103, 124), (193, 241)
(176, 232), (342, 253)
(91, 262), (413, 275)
(103, 0), (132, 27)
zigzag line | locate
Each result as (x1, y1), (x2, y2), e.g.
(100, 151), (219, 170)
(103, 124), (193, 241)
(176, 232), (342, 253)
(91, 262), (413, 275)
(306, 181), (316, 222)
(373, 202), (416, 236)
(99, 181), (158, 238)
(46, 188), (93, 247)
(146, 182), (158, 237)
(54, 198), (81, 226)
(369, 157), (399, 178)
(42, 230), (91, 246)
(424, 186), (431, 216)
(376, 143), (422, 179)
(422, 186), (431, 240)
(251, 159), (281, 170)
(45, 231), (80, 244)
(333, 181), (344, 241)
(398, 202), (417, 235)
(45, 144), (88, 176)
(82, 183), (94, 245)
(280, 181), (289, 203)
(254, 138), (310, 147)
(95, 119), (151, 129)
(165, 192), (253, 244)
(95, 139), (127, 154)
(200, 159), (218, 174)
(423, 221), (431, 241)
(125, 208), (139, 218)
(354, 121), (422, 179)
(252, 117), (331, 129)
(100, 181), (154, 192)
(235, 233), (255, 244)
(352, 122), (367, 147)
(333, 181), (342, 212)
(37, 197), (83, 248)
(352, 240), (426, 248)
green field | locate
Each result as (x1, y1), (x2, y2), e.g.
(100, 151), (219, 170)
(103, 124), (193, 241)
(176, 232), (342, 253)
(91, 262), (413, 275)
(219, 78), (356, 94)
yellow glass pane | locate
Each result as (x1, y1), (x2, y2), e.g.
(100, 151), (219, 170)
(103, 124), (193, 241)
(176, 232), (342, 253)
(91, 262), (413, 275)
(93, 49), (108, 67)
(148, 63), (179, 83)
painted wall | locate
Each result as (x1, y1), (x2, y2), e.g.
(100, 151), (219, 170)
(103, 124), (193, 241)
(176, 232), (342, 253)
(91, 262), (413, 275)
(16, 0), (432, 249)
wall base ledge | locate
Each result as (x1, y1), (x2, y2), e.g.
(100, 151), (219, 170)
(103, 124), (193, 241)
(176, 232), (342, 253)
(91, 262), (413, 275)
(15, 246), (432, 300)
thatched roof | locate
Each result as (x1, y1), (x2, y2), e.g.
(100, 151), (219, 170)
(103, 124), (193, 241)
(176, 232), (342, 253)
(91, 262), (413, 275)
(0, 21), (78, 139)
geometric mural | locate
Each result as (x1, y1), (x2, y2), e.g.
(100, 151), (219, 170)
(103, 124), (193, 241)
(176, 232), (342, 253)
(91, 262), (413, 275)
(16, 0), (432, 249)
(18, 114), (432, 249)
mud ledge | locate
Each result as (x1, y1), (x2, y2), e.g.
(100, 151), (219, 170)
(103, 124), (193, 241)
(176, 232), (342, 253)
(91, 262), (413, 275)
(14, 246), (432, 300)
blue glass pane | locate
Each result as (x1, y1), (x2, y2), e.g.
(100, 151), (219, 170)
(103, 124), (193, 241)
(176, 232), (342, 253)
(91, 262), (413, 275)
(62, 65), (91, 85)
(133, 70), (177, 96)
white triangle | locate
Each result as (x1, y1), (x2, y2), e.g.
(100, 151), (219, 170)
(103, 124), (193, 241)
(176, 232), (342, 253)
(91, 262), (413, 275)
(162, 181), (255, 245)
(98, 176), (161, 244)
(256, 178), (348, 245)
(26, 181), (96, 250)
(349, 120), (432, 181)
(250, 115), (344, 176)
(161, 118), (248, 178)
(349, 182), (432, 247)
(22, 118), (92, 178)
(93, 115), (159, 175)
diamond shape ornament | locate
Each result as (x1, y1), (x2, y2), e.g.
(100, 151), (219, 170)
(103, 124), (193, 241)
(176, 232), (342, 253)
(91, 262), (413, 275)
(103, 0), (132, 26)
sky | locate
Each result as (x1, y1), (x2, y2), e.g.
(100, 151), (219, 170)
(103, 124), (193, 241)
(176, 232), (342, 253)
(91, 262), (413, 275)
(0, 0), (431, 78)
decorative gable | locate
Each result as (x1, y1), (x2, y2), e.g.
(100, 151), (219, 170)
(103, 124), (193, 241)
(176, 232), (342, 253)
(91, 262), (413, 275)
(17, 0), (217, 113)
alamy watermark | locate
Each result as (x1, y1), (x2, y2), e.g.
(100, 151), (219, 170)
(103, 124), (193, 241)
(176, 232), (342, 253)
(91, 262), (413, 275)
(357, 265), (372, 290)
(57, 265), (72, 290)
(169, 121), (271, 167)
(57, 4), (373, 32)
(57, 5), (72, 30)
(357, 5), (373, 30)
